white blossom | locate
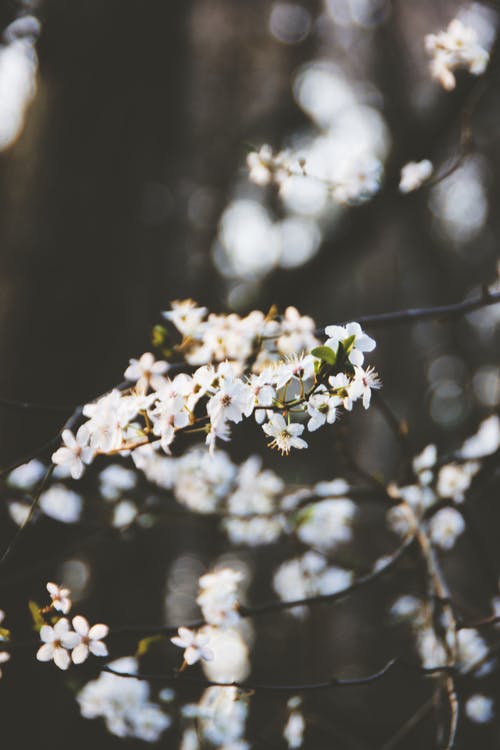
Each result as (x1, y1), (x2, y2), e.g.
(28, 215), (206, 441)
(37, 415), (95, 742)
(99, 464), (137, 501)
(412, 444), (437, 474)
(163, 298), (208, 337)
(399, 160), (433, 193)
(307, 390), (340, 431)
(191, 686), (248, 746)
(37, 618), (81, 670)
(262, 414), (308, 455)
(39, 485), (83, 524)
(47, 582), (72, 614)
(459, 415), (500, 459)
(77, 656), (170, 741)
(206, 377), (254, 431)
(71, 615), (109, 664)
(171, 626), (214, 665)
(425, 19), (489, 91)
(7, 458), (45, 489)
(324, 322), (376, 366)
(390, 595), (425, 624)
(457, 628), (489, 672)
(296, 498), (356, 551)
(197, 568), (243, 627)
(124, 352), (169, 392)
(283, 709), (305, 749)
(246, 144), (291, 187)
(52, 426), (94, 479)
(350, 365), (382, 409)
(466, 694), (494, 723)
(417, 626), (447, 669)
(428, 507), (465, 550)
(436, 462), (479, 502)
(82, 390), (131, 453)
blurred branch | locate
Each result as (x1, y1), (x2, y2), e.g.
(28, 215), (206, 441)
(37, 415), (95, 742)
(102, 655), (400, 691)
(335, 288), (500, 329)
(107, 532), (417, 637)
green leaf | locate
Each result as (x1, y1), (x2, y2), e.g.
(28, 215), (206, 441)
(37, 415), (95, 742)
(342, 334), (356, 353)
(136, 634), (166, 657)
(28, 601), (45, 632)
(0, 627), (10, 641)
(311, 346), (336, 365)
(152, 325), (167, 348)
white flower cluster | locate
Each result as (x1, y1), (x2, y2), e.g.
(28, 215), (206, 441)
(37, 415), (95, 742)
(98, 463), (139, 528)
(425, 19), (489, 91)
(36, 582), (108, 670)
(246, 144), (296, 187)
(273, 551), (353, 618)
(247, 143), (383, 207)
(51, 302), (379, 474)
(408, 614), (489, 674)
(182, 686), (248, 749)
(134, 444), (360, 548)
(171, 567), (245, 670)
(174, 573), (250, 746)
(387, 415), (500, 547)
(77, 657), (172, 742)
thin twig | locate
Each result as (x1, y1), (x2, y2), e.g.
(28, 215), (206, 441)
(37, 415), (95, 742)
(102, 657), (399, 691)
(108, 532), (416, 637)
(332, 289), (500, 330)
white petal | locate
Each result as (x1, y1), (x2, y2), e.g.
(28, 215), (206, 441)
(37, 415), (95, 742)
(88, 623), (109, 640)
(54, 618), (70, 636)
(89, 640), (108, 657)
(53, 647), (70, 670)
(39, 625), (54, 643)
(36, 643), (54, 662)
(171, 636), (187, 649)
(72, 616), (89, 637)
(71, 643), (89, 664)
(184, 647), (200, 665)
(70, 461), (84, 480)
(177, 627), (194, 644)
(61, 631), (82, 649)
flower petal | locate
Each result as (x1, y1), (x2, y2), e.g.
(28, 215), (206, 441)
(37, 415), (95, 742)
(71, 643), (89, 664)
(61, 632), (81, 650)
(89, 640), (108, 657)
(88, 623), (109, 641)
(184, 647), (200, 665)
(53, 647), (70, 670)
(72, 615), (89, 637)
(36, 643), (54, 662)
(39, 625), (54, 643)
(54, 618), (70, 636)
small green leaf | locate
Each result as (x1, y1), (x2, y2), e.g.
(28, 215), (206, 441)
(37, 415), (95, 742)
(342, 334), (356, 353)
(294, 507), (314, 526)
(0, 627), (10, 641)
(152, 325), (168, 348)
(311, 346), (336, 365)
(136, 634), (166, 657)
(28, 601), (45, 632)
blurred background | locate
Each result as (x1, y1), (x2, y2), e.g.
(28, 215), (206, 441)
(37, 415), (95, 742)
(0, 0), (500, 747)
